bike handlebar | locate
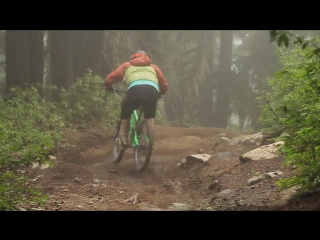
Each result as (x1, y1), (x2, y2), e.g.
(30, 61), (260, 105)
(112, 88), (127, 94)
(111, 88), (163, 99)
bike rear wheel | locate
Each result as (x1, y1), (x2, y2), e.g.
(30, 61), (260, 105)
(134, 119), (154, 171)
(112, 120), (125, 163)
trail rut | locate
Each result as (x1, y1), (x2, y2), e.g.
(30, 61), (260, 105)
(32, 125), (320, 211)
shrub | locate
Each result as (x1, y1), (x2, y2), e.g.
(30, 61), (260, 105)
(257, 43), (320, 192)
(0, 85), (64, 210)
(58, 69), (121, 127)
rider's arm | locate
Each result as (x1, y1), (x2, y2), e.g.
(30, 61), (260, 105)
(104, 62), (131, 90)
(151, 64), (168, 95)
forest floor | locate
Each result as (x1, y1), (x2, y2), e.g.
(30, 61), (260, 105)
(28, 124), (320, 211)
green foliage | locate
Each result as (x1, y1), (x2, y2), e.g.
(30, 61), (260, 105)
(0, 70), (165, 210)
(3, 85), (65, 142)
(154, 100), (166, 125)
(58, 69), (121, 127)
(257, 41), (320, 192)
(0, 85), (64, 210)
(270, 30), (320, 55)
(270, 30), (290, 48)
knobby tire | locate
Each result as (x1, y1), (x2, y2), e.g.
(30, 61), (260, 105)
(112, 120), (125, 163)
(134, 119), (154, 171)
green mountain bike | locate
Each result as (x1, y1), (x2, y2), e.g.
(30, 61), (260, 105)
(111, 88), (159, 171)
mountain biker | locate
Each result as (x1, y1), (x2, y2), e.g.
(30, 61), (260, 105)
(104, 50), (168, 147)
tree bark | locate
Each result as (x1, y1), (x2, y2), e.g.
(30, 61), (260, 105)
(198, 78), (214, 127)
(72, 30), (106, 80)
(5, 30), (30, 95)
(70, 30), (86, 80)
(29, 30), (44, 86)
(213, 30), (233, 128)
(83, 30), (105, 75)
(163, 94), (177, 123)
(43, 31), (52, 101)
(50, 30), (72, 101)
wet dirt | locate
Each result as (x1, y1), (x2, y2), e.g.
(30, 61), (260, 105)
(32, 124), (320, 211)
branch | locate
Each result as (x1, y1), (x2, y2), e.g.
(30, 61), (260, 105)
(288, 31), (320, 50)
(270, 30), (320, 54)
(255, 77), (282, 126)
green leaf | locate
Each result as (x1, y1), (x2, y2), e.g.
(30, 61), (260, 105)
(269, 30), (279, 42)
(283, 34), (289, 48)
(313, 48), (320, 55)
(283, 106), (288, 113)
(302, 42), (308, 50)
(277, 35), (283, 47)
(276, 32), (290, 48)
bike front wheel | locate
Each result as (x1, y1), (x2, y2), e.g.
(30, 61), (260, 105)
(112, 120), (125, 163)
(134, 119), (154, 171)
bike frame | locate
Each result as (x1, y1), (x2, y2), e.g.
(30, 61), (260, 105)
(129, 108), (144, 148)
(112, 88), (148, 148)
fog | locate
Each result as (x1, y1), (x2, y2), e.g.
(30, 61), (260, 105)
(0, 30), (319, 131)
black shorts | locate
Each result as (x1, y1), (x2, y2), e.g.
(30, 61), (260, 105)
(120, 84), (159, 119)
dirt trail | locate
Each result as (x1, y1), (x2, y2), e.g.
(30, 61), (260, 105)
(34, 125), (320, 211)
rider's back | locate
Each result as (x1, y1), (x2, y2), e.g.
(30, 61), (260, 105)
(104, 51), (168, 95)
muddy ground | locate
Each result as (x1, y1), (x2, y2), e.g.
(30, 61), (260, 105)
(29, 124), (320, 211)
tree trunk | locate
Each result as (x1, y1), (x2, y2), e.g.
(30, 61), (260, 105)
(72, 30), (105, 80)
(83, 30), (105, 75)
(50, 30), (72, 101)
(43, 31), (52, 101)
(163, 95), (177, 123)
(50, 30), (106, 101)
(0, 31), (6, 98)
(5, 30), (30, 95)
(66, 39), (74, 87)
(70, 30), (86, 80)
(198, 78), (214, 127)
(213, 30), (233, 128)
(29, 30), (44, 87)
(163, 94), (183, 126)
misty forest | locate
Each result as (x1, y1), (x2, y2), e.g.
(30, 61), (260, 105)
(1, 30), (320, 211)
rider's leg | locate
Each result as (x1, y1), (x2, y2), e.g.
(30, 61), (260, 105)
(119, 96), (131, 146)
(144, 107), (157, 135)
(145, 118), (155, 138)
(142, 90), (159, 144)
(120, 119), (130, 145)
(119, 92), (141, 146)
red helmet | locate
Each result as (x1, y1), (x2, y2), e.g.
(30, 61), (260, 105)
(131, 50), (149, 60)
